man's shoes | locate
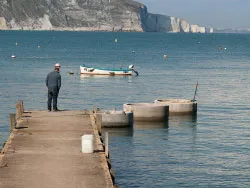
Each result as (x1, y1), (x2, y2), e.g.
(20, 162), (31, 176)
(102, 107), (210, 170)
(48, 108), (51, 112)
(53, 108), (59, 112)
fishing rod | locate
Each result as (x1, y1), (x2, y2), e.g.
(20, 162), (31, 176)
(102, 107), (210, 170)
(191, 81), (198, 102)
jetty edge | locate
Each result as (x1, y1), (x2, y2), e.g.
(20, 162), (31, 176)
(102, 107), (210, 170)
(0, 100), (119, 188)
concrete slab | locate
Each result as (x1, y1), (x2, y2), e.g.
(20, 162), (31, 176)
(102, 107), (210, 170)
(0, 110), (113, 188)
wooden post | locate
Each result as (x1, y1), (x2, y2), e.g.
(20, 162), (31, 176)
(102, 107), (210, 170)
(10, 113), (16, 132)
(20, 100), (24, 113)
(96, 113), (102, 134)
(93, 106), (100, 114)
(93, 106), (98, 114)
(105, 132), (109, 158)
(16, 101), (23, 120)
(16, 103), (20, 120)
(18, 100), (24, 114)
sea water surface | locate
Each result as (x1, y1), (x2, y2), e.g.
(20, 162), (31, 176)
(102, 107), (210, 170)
(0, 31), (250, 187)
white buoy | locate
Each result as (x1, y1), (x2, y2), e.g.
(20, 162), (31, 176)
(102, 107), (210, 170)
(81, 134), (94, 153)
(11, 55), (16, 58)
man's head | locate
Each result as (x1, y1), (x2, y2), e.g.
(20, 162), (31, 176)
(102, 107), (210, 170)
(55, 63), (60, 68)
(54, 63), (60, 72)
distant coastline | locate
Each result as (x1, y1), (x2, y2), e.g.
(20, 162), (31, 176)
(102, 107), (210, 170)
(1, 0), (249, 33)
(214, 28), (250, 33)
(0, 0), (214, 33)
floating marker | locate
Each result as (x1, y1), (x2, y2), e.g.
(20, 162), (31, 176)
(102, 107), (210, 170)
(163, 54), (167, 59)
(15, 42), (18, 46)
(11, 55), (16, 58)
(114, 38), (118, 43)
(37, 45), (40, 48)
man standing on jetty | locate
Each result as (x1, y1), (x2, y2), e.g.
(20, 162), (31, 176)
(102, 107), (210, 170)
(46, 63), (61, 112)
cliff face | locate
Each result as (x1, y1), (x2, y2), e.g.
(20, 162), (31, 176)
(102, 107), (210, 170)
(0, 0), (145, 31)
(144, 13), (171, 32)
(143, 14), (209, 33)
(0, 0), (212, 33)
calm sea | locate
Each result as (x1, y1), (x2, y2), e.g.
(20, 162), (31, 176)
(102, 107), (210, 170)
(0, 31), (250, 187)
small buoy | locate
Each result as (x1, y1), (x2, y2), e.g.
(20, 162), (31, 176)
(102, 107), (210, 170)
(15, 42), (18, 46)
(163, 54), (167, 59)
(132, 50), (136, 53)
(37, 45), (40, 48)
(11, 55), (16, 58)
(69, 71), (74, 75)
(224, 47), (227, 50)
(114, 38), (118, 43)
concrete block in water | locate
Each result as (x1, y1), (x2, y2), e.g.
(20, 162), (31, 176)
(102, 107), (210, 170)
(155, 99), (197, 115)
(100, 110), (133, 127)
(123, 103), (169, 122)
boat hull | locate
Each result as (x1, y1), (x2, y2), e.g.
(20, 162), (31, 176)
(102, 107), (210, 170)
(80, 66), (132, 75)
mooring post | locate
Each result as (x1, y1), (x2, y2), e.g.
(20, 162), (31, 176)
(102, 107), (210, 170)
(20, 100), (24, 113)
(16, 100), (24, 120)
(93, 106), (97, 114)
(16, 102), (21, 120)
(105, 132), (109, 158)
(96, 113), (102, 134)
(9, 113), (16, 132)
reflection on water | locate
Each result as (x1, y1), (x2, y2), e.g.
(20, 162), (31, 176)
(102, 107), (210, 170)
(80, 74), (111, 79)
(133, 120), (169, 130)
(169, 114), (197, 127)
(102, 127), (133, 137)
(80, 74), (132, 79)
(109, 114), (199, 188)
(102, 115), (197, 138)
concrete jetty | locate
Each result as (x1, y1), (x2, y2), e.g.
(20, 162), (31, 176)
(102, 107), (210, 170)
(123, 103), (169, 122)
(97, 110), (133, 128)
(155, 99), (197, 115)
(0, 102), (115, 188)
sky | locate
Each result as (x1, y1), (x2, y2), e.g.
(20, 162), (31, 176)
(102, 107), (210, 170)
(136, 0), (250, 29)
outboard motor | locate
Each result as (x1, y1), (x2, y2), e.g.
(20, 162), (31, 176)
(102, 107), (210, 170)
(129, 64), (139, 76)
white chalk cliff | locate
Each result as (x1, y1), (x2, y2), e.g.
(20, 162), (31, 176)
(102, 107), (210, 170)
(0, 0), (213, 33)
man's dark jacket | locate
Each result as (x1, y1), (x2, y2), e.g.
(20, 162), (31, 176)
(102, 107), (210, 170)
(46, 71), (61, 89)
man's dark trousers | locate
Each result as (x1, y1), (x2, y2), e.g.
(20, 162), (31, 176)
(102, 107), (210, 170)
(47, 87), (59, 110)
